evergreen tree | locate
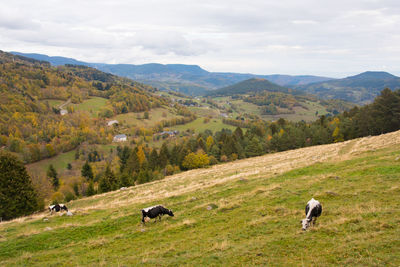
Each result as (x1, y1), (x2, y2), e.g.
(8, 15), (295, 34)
(159, 142), (170, 168)
(371, 88), (400, 134)
(245, 137), (264, 157)
(81, 161), (94, 180)
(118, 146), (131, 173)
(86, 181), (95, 196)
(47, 164), (59, 190)
(0, 152), (40, 220)
(149, 149), (159, 170)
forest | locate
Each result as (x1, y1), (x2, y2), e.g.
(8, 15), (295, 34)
(0, 51), (165, 164)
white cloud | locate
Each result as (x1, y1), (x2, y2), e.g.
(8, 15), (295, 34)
(0, 0), (399, 77)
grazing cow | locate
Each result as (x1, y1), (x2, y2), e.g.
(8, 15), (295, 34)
(301, 198), (322, 230)
(49, 204), (68, 214)
(141, 205), (174, 224)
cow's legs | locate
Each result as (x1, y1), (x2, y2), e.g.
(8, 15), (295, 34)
(159, 215), (162, 221)
(313, 217), (317, 226)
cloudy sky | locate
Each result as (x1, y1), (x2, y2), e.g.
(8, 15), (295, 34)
(1, 0), (399, 77)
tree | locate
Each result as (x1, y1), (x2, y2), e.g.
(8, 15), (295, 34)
(99, 165), (118, 193)
(182, 151), (210, 170)
(159, 142), (170, 168)
(0, 152), (40, 220)
(86, 181), (96, 196)
(81, 161), (94, 180)
(47, 164), (59, 190)
(149, 149), (159, 170)
(67, 163), (72, 170)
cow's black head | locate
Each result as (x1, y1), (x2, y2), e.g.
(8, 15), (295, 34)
(168, 210), (174, 217)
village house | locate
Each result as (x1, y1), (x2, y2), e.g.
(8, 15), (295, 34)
(113, 134), (127, 142)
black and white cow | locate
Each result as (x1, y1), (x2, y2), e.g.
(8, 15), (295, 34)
(141, 205), (174, 224)
(301, 198), (322, 230)
(49, 204), (68, 214)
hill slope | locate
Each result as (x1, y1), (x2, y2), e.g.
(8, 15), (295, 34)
(0, 50), (165, 163)
(296, 71), (400, 104)
(206, 78), (297, 96)
(1, 130), (400, 266)
(10, 52), (334, 95)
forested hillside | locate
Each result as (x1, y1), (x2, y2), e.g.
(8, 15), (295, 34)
(296, 71), (400, 104)
(0, 51), (165, 164)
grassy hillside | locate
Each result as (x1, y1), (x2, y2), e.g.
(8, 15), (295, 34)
(1, 131), (400, 266)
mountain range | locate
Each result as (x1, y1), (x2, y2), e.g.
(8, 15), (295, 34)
(10, 52), (333, 95)
(10, 52), (400, 104)
(295, 71), (400, 104)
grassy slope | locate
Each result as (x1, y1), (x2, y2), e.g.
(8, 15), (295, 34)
(71, 97), (108, 118)
(1, 131), (400, 266)
(230, 98), (330, 122)
(171, 117), (236, 134)
(113, 107), (181, 128)
(26, 150), (76, 177)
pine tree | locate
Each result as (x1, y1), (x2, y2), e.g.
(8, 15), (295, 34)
(159, 142), (170, 168)
(0, 152), (40, 220)
(47, 164), (59, 190)
(81, 161), (94, 180)
(86, 181), (95, 196)
(149, 149), (159, 170)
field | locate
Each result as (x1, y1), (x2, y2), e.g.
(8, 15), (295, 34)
(171, 117), (236, 134)
(113, 107), (181, 128)
(26, 149), (76, 177)
(71, 97), (108, 118)
(230, 98), (330, 122)
(1, 131), (400, 266)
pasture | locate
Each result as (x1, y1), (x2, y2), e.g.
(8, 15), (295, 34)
(1, 131), (400, 266)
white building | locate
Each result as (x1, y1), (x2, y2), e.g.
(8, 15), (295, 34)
(113, 134), (127, 142)
(60, 109), (68, 116)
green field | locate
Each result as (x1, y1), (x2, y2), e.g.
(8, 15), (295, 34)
(1, 131), (399, 266)
(170, 117), (236, 134)
(114, 107), (181, 128)
(26, 150), (76, 177)
(71, 97), (108, 118)
(230, 98), (330, 122)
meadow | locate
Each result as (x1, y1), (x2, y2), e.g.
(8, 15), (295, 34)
(1, 131), (399, 266)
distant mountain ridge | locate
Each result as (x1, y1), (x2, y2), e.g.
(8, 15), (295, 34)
(295, 71), (400, 104)
(206, 78), (299, 96)
(10, 52), (334, 95)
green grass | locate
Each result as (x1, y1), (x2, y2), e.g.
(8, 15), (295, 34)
(230, 98), (330, 122)
(170, 117), (236, 134)
(2, 138), (400, 266)
(71, 97), (108, 118)
(26, 150), (76, 177)
(114, 107), (181, 128)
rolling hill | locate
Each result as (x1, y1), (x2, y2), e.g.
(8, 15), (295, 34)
(10, 52), (334, 95)
(0, 50), (166, 163)
(205, 78), (296, 96)
(296, 71), (400, 104)
(1, 130), (399, 266)
(205, 78), (354, 120)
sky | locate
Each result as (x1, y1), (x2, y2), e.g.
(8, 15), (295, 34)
(0, 0), (399, 77)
